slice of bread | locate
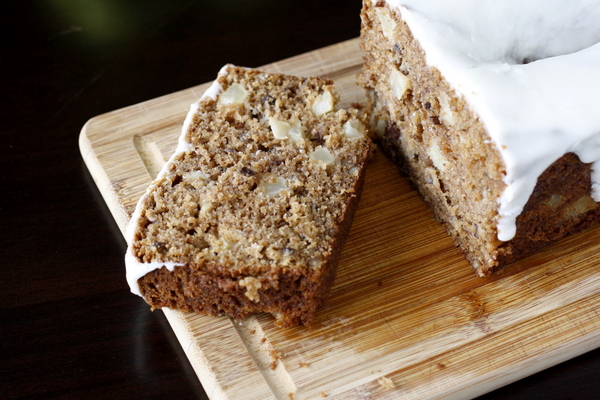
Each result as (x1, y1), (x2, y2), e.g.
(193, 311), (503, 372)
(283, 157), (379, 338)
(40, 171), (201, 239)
(125, 64), (371, 327)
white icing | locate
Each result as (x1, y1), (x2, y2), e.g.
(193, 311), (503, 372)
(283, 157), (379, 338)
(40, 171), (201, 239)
(125, 249), (185, 296)
(124, 66), (229, 296)
(385, 0), (600, 241)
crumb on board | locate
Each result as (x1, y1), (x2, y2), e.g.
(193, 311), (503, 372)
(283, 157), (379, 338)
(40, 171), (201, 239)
(377, 376), (395, 389)
(269, 349), (282, 370)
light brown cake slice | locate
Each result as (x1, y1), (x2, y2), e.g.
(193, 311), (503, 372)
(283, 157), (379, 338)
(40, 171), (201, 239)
(125, 64), (371, 327)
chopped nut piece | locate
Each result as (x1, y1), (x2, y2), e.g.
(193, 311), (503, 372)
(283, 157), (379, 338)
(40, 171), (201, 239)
(374, 6), (397, 41)
(311, 90), (334, 116)
(390, 69), (410, 99)
(269, 117), (291, 139)
(184, 170), (210, 189)
(218, 82), (247, 105)
(268, 117), (305, 142)
(200, 199), (214, 214)
(343, 119), (366, 139)
(309, 146), (335, 165)
(259, 176), (289, 196)
(183, 170), (210, 181)
(438, 92), (455, 125)
(429, 142), (448, 172)
(288, 123), (306, 143)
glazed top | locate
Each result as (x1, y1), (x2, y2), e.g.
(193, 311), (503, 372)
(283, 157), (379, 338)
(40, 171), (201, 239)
(386, 0), (600, 241)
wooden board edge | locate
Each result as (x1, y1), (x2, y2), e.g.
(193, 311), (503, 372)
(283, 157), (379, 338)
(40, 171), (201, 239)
(463, 331), (600, 399)
(79, 120), (130, 236)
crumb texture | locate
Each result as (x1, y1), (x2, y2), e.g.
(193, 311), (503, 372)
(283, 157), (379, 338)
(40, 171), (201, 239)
(129, 65), (371, 326)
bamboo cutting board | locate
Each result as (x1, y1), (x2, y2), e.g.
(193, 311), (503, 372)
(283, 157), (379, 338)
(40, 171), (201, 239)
(80, 38), (600, 399)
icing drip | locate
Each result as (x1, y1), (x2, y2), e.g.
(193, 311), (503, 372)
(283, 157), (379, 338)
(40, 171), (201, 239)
(386, 0), (600, 241)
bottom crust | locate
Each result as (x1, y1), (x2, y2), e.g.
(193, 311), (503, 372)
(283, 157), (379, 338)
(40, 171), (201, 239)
(138, 262), (336, 327)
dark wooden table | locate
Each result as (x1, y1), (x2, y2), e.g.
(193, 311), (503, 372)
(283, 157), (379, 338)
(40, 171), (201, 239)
(2, 1), (599, 399)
